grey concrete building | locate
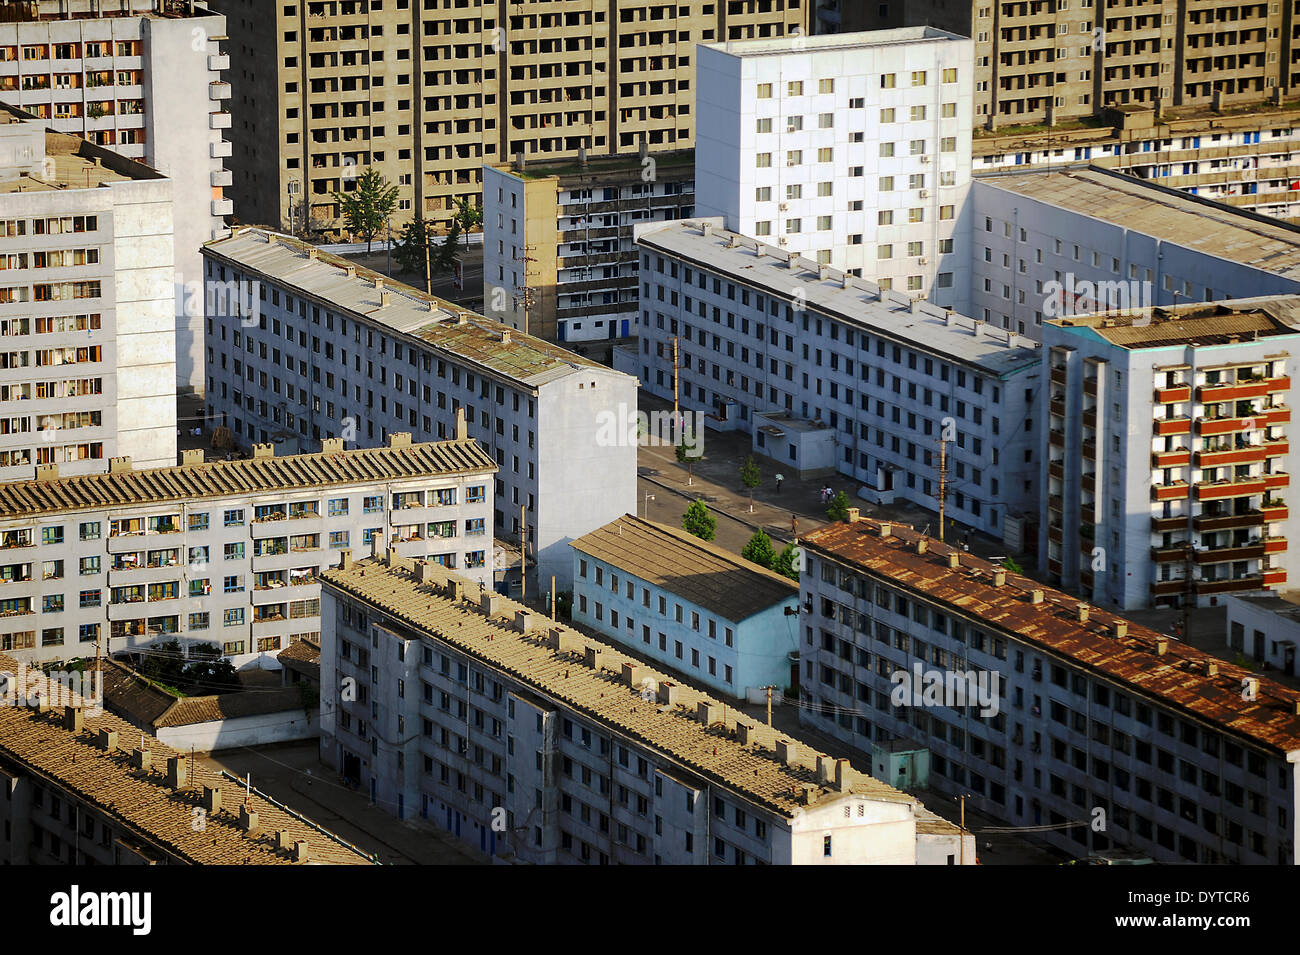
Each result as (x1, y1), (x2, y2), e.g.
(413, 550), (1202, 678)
(800, 513), (1300, 865)
(0, 0), (232, 395)
(201, 227), (637, 588)
(318, 550), (976, 864)
(0, 106), (176, 482)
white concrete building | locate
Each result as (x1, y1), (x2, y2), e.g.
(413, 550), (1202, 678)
(800, 513), (1300, 865)
(1224, 593), (1300, 677)
(695, 28), (973, 309)
(1043, 297), (1300, 612)
(0, 430), (495, 670)
(201, 228), (638, 589)
(634, 219), (1041, 543)
(318, 551), (976, 864)
(569, 515), (799, 702)
(0, 106), (176, 481)
(0, 0), (232, 395)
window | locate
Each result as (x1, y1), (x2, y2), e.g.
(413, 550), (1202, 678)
(41, 526), (63, 545)
(223, 508), (245, 527)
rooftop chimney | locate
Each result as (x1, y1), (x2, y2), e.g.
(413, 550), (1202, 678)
(239, 805), (259, 834)
(657, 681), (679, 706)
(1077, 604), (1090, 624)
(501, 329), (512, 344)
(736, 721), (755, 746)
(879, 523), (892, 538)
(369, 529), (383, 559)
(697, 701), (720, 725)
(320, 437), (344, 453)
(387, 432), (412, 450)
(515, 610), (538, 633)
(845, 507), (860, 523)
(293, 840), (310, 863)
(380, 291), (390, 307)
(947, 552), (960, 569)
(108, 456), (132, 474)
(481, 592), (502, 617)
(1030, 589), (1044, 605)
(166, 756), (187, 790)
(455, 407), (468, 440)
(833, 758), (850, 793)
(35, 464), (58, 482)
(132, 748), (152, 773)
(338, 549), (353, 571)
(1155, 636), (1170, 656)
(307, 248), (319, 260)
(203, 786), (222, 813)
(916, 539), (928, 555)
(993, 569), (1007, 587)
(63, 706), (83, 733)
(776, 738), (800, 767)
(1205, 660), (1219, 677)
(1113, 621), (1128, 638)
(98, 729), (117, 753)
(251, 443), (274, 460)
(181, 449), (204, 466)
(622, 662), (646, 688)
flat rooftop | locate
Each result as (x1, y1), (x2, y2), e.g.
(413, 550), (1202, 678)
(490, 149), (695, 184)
(0, 0), (215, 22)
(979, 166), (1300, 282)
(637, 220), (1040, 378)
(203, 229), (612, 388)
(803, 516), (1300, 755)
(319, 554), (947, 822)
(703, 26), (968, 57)
(0, 652), (375, 865)
(0, 435), (496, 520)
(1047, 296), (1300, 349)
(570, 515), (798, 623)
(1231, 592), (1300, 624)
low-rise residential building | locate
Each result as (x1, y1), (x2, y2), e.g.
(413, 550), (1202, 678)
(1043, 297), (1300, 611)
(0, 429), (495, 669)
(0, 651), (375, 865)
(634, 218), (1041, 543)
(970, 166), (1300, 341)
(317, 551), (976, 865)
(482, 150), (695, 346)
(201, 227), (637, 589)
(0, 105), (176, 480)
(569, 515), (799, 702)
(799, 512), (1300, 864)
(1224, 593), (1300, 677)
(0, 0), (232, 394)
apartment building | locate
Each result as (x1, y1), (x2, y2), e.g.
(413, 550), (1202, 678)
(1224, 593), (1300, 675)
(318, 551), (975, 864)
(695, 28), (972, 299)
(201, 227), (636, 588)
(969, 166), (1300, 341)
(799, 513), (1300, 864)
(0, 0), (232, 395)
(569, 515), (799, 702)
(973, 101), (1300, 221)
(211, 0), (808, 239)
(632, 219), (1040, 542)
(1043, 297), (1300, 612)
(0, 430), (496, 669)
(481, 148), (695, 345)
(0, 107), (176, 482)
(844, 0), (1293, 129)
(0, 651), (375, 864)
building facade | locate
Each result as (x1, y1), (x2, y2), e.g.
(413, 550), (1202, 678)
(1042, 298), (1300, 611)
(569, 515), (799, 702)
(318, 551), (975, 864)
(1224, 593), (1300, 676)
(201, 227), (637, 588)
(481, 149), (695, 345)
(634, 219), (1040, 542)
(0, 108), (176, 482)
(0, 0), (232, 394)
(211, 0), (808, 239)
(0, 431), (495, 669)
(799, 513), (1300, 865)
(695, 28), (972, 302)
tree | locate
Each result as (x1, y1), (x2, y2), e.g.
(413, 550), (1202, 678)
(1002, 557), (1025, 576)
(432, 218), (462, 273)
(682, 500), (716, 542)
(394, 217), (433, 276)
(741, 529), (776, 569)
(772, 543), (801, 581)
(184, 643), (237, 692)
(826, 490), (851, 522)
(138, 639), (187, 688)
(739, 455), (761, 513)
(675, 437), (703, 486)
(452, 196), (483, 249)
(333, 168), (399, 251)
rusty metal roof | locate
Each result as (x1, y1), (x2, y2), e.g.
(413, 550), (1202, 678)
(1049, 298), (1300, 349)
(802, 517), (1300, 755)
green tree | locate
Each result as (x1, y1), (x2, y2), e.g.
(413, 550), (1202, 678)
(739, 455), (761, 513)
(772, 543), (801, 581)
(183, 643), (237, 693)
(1002, 557), (1025, 576)
(432, 218), (462, 273)
(826, 489), (851, 522)
(394, 216), (433, 276)
(138, 639), (186, 688)
(675, 437), (703, 486)
(452, 197), (483, 249)
(333, 168), (399, 251)
(682, 499), (716, 542)
(741, 529), (776, 569)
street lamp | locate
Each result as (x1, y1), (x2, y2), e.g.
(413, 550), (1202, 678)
(643, 493), (655, 518)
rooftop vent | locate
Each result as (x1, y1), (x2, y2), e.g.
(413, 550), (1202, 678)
(992, 569), (1007, 587)
(879, 523), (892, 538)
(1029, 589), (1044, 604)
(1155, 636), (1170, 656)
(947, 552), (960, 569)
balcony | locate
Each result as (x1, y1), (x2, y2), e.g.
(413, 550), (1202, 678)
(1155, 384), (1191, 404)
(1265, 535), (1288, 554)
(1193, 511), (1265, 532)
(1197, 376), (1290, 403)
(1153, 448), (1191, 468)
(208, 53), (230, 71)
(1195, 477), (1267, 501)
(1081, 439), (1097, 461)
(1049, 429), (1066, 449)
(1193, 543), (1266, 564)
(210, 139), (232, 159)
(1265, 472), (1291, 491)
(1050, 366), (1068, 386)
(1263, 503), (1289, 522)
(1049, 461), (1065, 480)
(209, 81), (231, 101)
(1195, 445), (1267, 468)
(1197, 415), (1260, 437)
(1151, 545), (1187, 563)
(211, 169), (233, 188)
(1196, 574), (1265, 596)
(1152, 481), (1190, 501)
(1264, 569), (1288, 587)
(209, 110), (231, 130)
(212, 198), (233, 216)
(1151, 515), (1187, 533)
(1083, 377), (1098, 397)
(1150, 579), (1186, 597)
(1154, 417), (1191, 436)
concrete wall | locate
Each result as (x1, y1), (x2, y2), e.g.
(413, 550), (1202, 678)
(156, 707), (317, 752)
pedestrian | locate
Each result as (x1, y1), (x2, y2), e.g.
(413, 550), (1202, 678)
(775, 472), (784, 494)
(791, 514), (798, 534)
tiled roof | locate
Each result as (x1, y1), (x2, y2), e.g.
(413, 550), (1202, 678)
(277, 637), (321, 678)
(0, 438), (495, 519)
(802, 517), (1300, 754)
(0, 653), (375, 865)
(1048, 297), (1300, 349)
(319, 556), (920, 819)
(570, 515), (798, 622)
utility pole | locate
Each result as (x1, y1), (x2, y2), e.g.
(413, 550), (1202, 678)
(937, 435), (949, 542)
(550, 575), (556, 620)
(766, 685), (773, 726)
(672, 336), (680, 427)
(516, 245), (537, 337)
(424, 229), (432, 296)
(959, 794), (966, 865)
(520, 505), (527, 603)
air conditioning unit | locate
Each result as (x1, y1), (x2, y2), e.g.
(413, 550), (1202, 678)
(779, 202), (789, 211)
(920, 155), (932, 163)
(787, 158), (798, 166)
(778, 236), (789, 245)
(918, 257), (929, 265)
(919, 189), (930, 198)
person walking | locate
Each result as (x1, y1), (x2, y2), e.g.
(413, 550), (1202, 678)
(791, 514), (798, 534)
(775, 473), (784, 494)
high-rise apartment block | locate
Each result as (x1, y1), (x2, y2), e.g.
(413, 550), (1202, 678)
(481, 149), (695, 344)
(318, 551), (975, 864)
(0, 0), (232, 395)
(842, 0), (1294, 129)
(1043, 297), (1299, 612)
(0, 432), (495, 669)
(0, 107), (176, 482)
(201, 228), (637, 588)
(211, 0), (808, 238)
(799, 513), (1300, 864)
(695, 28), (972, 305)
